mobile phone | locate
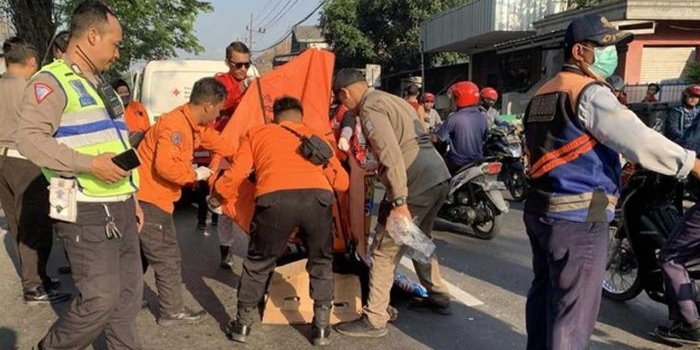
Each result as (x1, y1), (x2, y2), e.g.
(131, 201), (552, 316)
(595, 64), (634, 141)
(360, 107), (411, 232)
(111, 148), (141, 171)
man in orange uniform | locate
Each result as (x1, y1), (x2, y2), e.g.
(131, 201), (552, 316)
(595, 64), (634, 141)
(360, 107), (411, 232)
(136, 77), (235, 326)
(208, 41), (253, 267)
(111, 78), (150, 133)
(212, 96), (348, 346)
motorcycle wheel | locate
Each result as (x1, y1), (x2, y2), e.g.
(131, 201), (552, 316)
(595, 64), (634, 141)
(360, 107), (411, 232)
(602, 225), (643, 301)
(471, 214), (503, 240)
(508, 169), (527, 202)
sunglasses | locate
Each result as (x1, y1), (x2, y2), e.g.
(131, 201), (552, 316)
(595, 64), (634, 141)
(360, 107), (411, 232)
(228, 60), (251, 69)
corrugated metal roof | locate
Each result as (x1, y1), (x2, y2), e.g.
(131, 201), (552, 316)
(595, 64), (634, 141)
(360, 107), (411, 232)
(292, 26), (324, 43)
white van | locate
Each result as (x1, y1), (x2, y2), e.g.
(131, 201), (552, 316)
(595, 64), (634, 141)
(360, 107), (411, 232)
(133, 60), (227, 125)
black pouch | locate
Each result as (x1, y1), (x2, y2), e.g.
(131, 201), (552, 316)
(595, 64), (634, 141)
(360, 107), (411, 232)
(281, 125), (332, 166)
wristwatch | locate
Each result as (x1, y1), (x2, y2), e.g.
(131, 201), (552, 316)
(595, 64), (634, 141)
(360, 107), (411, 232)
(391, 196), (407, 207)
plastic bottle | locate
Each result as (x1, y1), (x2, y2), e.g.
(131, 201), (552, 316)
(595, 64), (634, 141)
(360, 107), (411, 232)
(394, 272), (428, 298)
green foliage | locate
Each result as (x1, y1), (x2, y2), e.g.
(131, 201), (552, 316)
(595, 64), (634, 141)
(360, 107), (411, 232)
(573, 0), (614, 8)
(320, 0), (470, 74)
(687, 61), (700, 84)
(3, 0), (212, 74)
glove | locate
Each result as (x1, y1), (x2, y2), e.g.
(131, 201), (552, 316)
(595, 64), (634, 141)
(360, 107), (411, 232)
(207, 195), (223, 215)
(338, 137), (350, 152)
(194, 166), (213, 181)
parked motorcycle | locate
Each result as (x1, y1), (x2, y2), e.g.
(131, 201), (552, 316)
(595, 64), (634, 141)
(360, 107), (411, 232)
(438, 159), (509, 240)
(484, 125), (528, 201)
(602, 164), (700, 307)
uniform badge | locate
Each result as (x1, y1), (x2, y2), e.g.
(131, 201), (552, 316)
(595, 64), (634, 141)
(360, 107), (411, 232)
(69, 80), (97, 107)
(34, 83), (53, 104)
(171, 132), (182, 146)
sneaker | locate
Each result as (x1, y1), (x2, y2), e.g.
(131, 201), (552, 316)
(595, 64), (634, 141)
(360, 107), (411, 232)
(653, 322), (700, 345)
(24, 286), (71, 306)
(44, 278), (61, 291)
(158, 308), (207, 326)
(407, 296), (452, 315)
(311, 324), (332, 346)
(334, 315), (388, 338)
(226, 319), (252, 343)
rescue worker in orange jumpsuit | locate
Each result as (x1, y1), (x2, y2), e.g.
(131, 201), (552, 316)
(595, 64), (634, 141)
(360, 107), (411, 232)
(136, 77), (235, 326)
(205, 41), (253, 268)
(212, 96), (348, 346)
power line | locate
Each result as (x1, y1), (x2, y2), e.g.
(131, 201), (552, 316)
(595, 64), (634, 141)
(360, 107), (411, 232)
(254, 0), (274, 22)
(263, 0), (301, 31)
(258, 0), (293, 29)
(253, 0), (326, 53)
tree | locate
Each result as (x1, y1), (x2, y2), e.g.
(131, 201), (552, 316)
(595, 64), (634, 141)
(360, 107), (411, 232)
(571, 0), (614, 8)
(2, 0), (212, 74)
(687, 61), (700, 84)
(319, 0), (470, 74)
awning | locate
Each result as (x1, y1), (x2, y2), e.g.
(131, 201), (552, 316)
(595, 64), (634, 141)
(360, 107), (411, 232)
(494, 30), (566, 54)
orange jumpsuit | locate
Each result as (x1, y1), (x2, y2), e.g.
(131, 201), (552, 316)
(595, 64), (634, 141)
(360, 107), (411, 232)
(137, 103), (235, 213)
(124, 100), (150, 133)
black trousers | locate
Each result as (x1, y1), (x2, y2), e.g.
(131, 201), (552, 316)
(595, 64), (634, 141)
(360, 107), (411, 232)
(237, 189), (335, 309)
(524, 213), (608, 350)
(42, 199), (143, 350)
(0, 156), (53, 292)
(139, 202), (186, 315)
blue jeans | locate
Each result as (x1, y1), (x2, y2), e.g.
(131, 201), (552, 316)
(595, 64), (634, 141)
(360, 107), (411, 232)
(524, 213), (608, 350)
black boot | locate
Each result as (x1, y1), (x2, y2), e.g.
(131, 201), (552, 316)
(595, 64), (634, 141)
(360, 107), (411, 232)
(219, 245), (234, 269)
(311, 303), (332, 346)
(227, 306), (257, 343)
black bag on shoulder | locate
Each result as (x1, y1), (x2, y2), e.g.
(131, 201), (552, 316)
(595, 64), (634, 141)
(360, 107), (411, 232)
(280, 125), (333, 167)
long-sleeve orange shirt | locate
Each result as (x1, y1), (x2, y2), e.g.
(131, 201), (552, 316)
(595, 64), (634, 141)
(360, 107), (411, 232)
(137, 103), (235, 213)
(124, 100), (151, 133)
(215, 121), (349, 202)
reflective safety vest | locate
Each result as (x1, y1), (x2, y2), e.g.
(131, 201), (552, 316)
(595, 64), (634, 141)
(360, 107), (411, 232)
(523, 67), (620, 222)
(40, 60), (139, 197)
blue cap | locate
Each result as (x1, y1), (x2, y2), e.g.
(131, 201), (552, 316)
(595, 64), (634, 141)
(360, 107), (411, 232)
(563, 14), (633, 48)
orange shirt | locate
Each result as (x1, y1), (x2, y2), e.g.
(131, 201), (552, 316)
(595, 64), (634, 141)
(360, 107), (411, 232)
(214, 72), (244, 118)
(215, 121), (349, 202)
(124, 100), (150, 133)
(137, 103), (235, 213)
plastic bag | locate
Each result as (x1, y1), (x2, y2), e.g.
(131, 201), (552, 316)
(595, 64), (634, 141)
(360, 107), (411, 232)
(386, 215), (436, 264)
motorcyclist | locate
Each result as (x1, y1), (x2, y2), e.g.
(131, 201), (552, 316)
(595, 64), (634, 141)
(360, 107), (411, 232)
(663, 84), (700, 147)
(479, 87), (506, 128)
(433, 81), (488, 174)
(605, 75), (628, 105)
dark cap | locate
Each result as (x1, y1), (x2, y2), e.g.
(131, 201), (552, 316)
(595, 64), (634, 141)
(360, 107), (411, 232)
(563, 14), (633, 48)
(333, 68), (366, 93)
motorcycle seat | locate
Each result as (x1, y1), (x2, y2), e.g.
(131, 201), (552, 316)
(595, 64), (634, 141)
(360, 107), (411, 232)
(456, 157), (497, 173)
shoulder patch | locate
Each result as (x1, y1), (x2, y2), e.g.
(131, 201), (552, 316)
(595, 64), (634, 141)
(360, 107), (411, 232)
(526, 93), (558, 123)
(33, 83), (54, 104)
(68, 80), (97, 107)
(171, 132), (182, 146)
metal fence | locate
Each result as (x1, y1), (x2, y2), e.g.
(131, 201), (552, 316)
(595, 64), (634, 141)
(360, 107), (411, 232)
(624, 83), (691, 103)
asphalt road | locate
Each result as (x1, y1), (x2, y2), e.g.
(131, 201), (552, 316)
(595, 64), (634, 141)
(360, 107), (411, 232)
(0, 194), (685, 350)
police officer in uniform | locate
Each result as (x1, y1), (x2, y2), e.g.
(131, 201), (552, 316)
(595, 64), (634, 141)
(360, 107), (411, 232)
(332, 68), (453, 338)
(0, 38), (70, 305)
(522, 14), (700, 350)
(213, 96), (349, 346)
(17, 2), (144, 349)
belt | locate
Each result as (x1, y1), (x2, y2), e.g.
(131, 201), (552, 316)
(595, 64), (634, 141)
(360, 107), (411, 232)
(0, 147), (27, 160)
(76, 191), (132, 203)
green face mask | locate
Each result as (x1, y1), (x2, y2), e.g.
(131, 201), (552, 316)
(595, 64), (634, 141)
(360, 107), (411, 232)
(587, 45), (618, 79)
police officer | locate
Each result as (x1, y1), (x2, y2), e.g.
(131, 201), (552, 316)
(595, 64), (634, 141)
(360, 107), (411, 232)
(136, 77), (235, 326)
(17, 2), (144, 349)
(0, 38), (70, 305)
(212, 96), (348, 346)
(522, 14), (700, 350)
(332, 68), (452, 338)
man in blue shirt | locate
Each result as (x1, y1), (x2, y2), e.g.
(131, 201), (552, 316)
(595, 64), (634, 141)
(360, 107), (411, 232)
(435, 81), (488, 174)
(664, 84), (700, 147)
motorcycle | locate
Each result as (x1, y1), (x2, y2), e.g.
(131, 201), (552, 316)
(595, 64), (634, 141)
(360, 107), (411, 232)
(484, 125), (528, 201)
(438, 159), (510, 240)
(602, 164), (700, 307)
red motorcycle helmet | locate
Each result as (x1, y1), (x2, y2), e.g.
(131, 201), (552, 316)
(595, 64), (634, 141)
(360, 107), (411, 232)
(480, 87), (499, 101)
(684, 84), (700, 99)
(448, 81), (480, 108)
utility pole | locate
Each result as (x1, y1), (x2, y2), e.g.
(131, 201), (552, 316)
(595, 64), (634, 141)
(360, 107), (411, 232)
(245, 13), (266, 51)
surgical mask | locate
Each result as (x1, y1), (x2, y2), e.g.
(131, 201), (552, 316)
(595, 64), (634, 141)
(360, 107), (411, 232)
(585, 45), (618, 79)
(120, 94), (131, 106)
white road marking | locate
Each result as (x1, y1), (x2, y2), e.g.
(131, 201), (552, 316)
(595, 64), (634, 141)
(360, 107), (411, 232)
(400, 256), (485, 307)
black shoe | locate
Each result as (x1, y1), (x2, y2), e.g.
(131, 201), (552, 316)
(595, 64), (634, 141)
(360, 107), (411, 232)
(653, 322), (700, 345)
(57, 266), (71, 275)
(334, 315), (388, 338)
(24, 286), (71, 306)
(219, 245), (234, 269)
(407, 296), (452, 315)
(44, 278), (61, 291)
(158, 308), (207, 326)
(226, 320), (252, 343)
(312, 325), (332, 346)
(197, 222), (207, 230)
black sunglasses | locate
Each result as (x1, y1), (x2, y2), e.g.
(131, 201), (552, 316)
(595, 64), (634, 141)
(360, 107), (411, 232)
(228, 60), (251, 69)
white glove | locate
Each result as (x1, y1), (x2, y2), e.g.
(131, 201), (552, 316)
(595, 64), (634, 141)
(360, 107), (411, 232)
(338, 137), (350, 152)
(194, 166), (213, 181)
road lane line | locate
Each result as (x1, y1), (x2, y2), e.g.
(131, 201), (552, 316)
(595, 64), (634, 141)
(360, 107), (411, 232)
(399, 256), (484, 307)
